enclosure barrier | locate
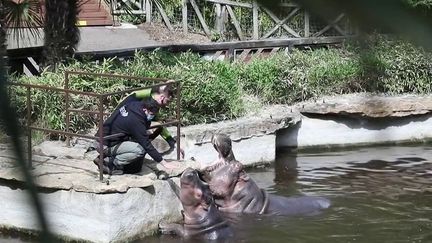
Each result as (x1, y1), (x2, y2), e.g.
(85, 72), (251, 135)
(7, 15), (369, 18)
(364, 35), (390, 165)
(8, 71), (181, 181)
(110, 0), (353, 41)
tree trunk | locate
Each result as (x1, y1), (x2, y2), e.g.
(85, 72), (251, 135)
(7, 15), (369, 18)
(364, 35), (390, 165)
(42, 0), (80, 70)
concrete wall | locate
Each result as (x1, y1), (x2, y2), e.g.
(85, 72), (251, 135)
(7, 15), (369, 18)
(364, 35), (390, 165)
(180, 134), (276, 167)
(0, 181), (182, 243)
(277, 114), (432, 148)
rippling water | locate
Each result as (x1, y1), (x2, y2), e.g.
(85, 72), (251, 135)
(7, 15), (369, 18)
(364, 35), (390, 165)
(144, 145), (432, 243)
(2, 146), (432, 242)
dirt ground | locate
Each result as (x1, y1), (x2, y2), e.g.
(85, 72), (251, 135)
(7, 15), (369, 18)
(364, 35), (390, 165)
(138, 22), (211, 44)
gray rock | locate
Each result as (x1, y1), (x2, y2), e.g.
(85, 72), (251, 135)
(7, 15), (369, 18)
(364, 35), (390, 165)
(297, 93), (432, 118)
(0, 150), (199, 193)
(34, 141), (87, 159)
(0, 180), (183, 242)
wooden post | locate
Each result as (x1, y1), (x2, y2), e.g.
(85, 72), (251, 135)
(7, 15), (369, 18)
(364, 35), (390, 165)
(221, 5), (227, 33)
(189, 0), (212, 37)
(226, 5), (244, 41)
(304, 11), (310, 37)
(215, 3), (222, 33)
(155, 0), (174, 30)
(146, 0), (152, 23)
(182, 0), (188, 33)
(252, 0), (259, 39)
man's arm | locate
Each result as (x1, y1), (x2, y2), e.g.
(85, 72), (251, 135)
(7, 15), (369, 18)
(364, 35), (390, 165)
(132, 88), (152, 99)
(129, 120), (163, 163)
(115, 88), (152, 110)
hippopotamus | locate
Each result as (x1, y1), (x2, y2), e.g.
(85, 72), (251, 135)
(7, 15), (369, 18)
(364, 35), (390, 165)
(159, 168), (233, 240)
(200, 134), (331, 216)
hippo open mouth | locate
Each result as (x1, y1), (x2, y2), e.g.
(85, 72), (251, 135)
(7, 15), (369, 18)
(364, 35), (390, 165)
(159, 167), (233, 239)
(180, 168), (205, 186)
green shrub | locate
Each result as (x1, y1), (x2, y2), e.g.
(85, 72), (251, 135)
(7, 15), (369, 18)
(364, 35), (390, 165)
(13, 51), (244, 133)
(372, 38), (432, 93)
(289, 48), (361, 99)
(238, 54), (291, 104)
(238, 49), (362, 104)
(175, 54), (243, 124)
(10, 37), (432, 135)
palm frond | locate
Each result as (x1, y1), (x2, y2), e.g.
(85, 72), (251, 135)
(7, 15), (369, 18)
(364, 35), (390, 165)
(3, 0), (44, 47)
(3, 0), (43, 46)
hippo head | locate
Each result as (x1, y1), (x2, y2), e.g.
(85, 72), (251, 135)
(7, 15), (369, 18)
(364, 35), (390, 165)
(180, 168), (213, 209)
(211, 134), (236, 162)
(208, 161), (250, 198)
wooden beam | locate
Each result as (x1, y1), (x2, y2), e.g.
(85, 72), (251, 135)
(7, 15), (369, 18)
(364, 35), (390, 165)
(226, 5), (245, 41)
(279, 3), (299, 7)
(182, 0), (188, 33)
(145, 0), (151, 22)
(334, 24), (346, 36)
(304, 12), (310, 37)
(236, 48), (251, 62)
(269, 47), (280, 55)
(262, 8), (300, 39)
(252, 1), (259, 39)
(214, 50), (224, 60)
(206, 0), (252, 8)
(215, 3), (223, 33)
(313, 13), (345, 37)
(154, 0), (173, 31)
(189, 0), (212, 37)
(262, 7), (300, 38)
(255, 48), (264, 55)
(74, 36), (354, 59)
(251, 48), (264, 60)
(221, 5), (227, 33)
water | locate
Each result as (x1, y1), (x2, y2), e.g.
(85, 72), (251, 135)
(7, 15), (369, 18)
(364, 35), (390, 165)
(143, 145), (432, 243)
(2, 145), (432, 242)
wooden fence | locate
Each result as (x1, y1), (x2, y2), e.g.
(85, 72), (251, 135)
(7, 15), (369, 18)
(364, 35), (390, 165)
(111, 0), (354, 41)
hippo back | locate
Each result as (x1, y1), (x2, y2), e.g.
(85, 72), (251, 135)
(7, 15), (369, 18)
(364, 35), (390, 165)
(266, 194), (331, 216)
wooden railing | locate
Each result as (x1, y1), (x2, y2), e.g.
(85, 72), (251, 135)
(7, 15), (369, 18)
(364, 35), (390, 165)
(111, 0), (354, 41)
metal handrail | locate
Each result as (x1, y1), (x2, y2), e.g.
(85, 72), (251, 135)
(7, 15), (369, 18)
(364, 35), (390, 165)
(9, 71), (181, 181)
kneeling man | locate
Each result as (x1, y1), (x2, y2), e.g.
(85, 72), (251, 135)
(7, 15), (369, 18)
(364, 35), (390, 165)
(94, 98), (180, 175)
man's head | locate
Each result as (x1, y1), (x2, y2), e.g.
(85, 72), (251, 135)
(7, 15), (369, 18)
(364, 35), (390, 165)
(142, 98), (160, 121)
(152, 81), (175, 107)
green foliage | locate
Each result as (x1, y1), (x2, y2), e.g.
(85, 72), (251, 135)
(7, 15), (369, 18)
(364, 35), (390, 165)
(238, 48), (362, 104)
(117, 14), (146, 25)
(13, 51), (243, 133)
(238, 55), (291, 103)
(405, 0), (432, 8)
(371, 38), (432, 93)
(175, 54), (243, 123)
(238, 37), (432, 104)
(11, 37), (432, 134)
